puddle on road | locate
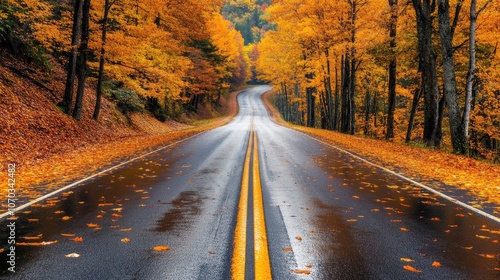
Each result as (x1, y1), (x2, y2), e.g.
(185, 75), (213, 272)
(154, 190), (207, 233)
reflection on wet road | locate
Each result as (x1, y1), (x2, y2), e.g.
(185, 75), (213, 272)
(1, 86), (499, 279)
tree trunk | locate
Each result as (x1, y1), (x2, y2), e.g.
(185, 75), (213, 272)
(411, 0), (440, 147)
(62, 0), (83, 114)
(438, 0), (467, 153)
(325, 48), (334, 130)
(333, 63), (339, 131)
(349, 54), (356, 135)
(386, 0), (398, 140)
(406, 88), (423, 143)
(364, 85), (371, 136)
(341, 54), (350, 133)
(93, 0), (112, 120)
(464, 0), (492, 147)
(73, 0), (91, 121)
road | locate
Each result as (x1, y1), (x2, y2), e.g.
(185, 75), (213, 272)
(1, 85), (500, 279)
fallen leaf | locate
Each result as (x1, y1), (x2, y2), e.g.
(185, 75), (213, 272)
(403, 265), (422, 273)
(400, 227), (409, 232)
(23, 235), (43, 240)
(96, 214), (103, 219)
(28, 218), (39, 222)
(121, 238), (131, 243)
(153, 245), (170, 252)
(87, 223), (99, 228)
(432, 261), (441, 267)
(17, 240), (58, 246)
(400, 258), (414, 263)
(291, 269), (311, 275)
(346, 219), (357, 222)
(478, 254), (498, 259)
(208, 251), (216, 254)
(62, 216), (71, 221)
(476, 235), (490, 239)
(112, 213), (122, 218)
(120, 228), (132, 232)
(305, 264), (313, 268)
(61, 233), (75, 237)
(283, 247), (293, 252)
(72, 237), (83, 242)
(295, 236), (302, 241)
(65, 253), (80, 258)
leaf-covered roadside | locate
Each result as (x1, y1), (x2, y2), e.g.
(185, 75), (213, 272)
(0, 87), (239, 204)
(263, 91), (500, 212)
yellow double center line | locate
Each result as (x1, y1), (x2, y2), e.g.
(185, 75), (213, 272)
(232, 125), (272, 280)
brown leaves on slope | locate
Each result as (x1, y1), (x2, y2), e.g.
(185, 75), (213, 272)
(0, 49), (241, 200)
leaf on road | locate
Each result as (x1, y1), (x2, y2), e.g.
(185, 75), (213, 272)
(400, 228), (409, 232)
(400, 258), (414, 262)
(430, 217), (441, 221)
(346, 219), (357, 222)
(72, 237), (83, 242)
(295, 236), (302, 241)
(96, 214), (104, 219)
(65, 253), (80, 258)
(18, 240), (58, 246)
(478, 254), (498, 259)
(23, 234), (43, 240)
(28, 218), (39, 222)
(121, 238), (131, 243)
(403, 265), (422, 273)
(112, 213), (123, 218)
(291, 269), (311, 275)
(87, 223), (99, 228)
(61, 233), (75, 237)
(283, 247), (293, 252)
(153, 246), (170, 252)
(120, 228), (132, 232)
(432, 261), (441, 267)
(62, 216), (71, 221)
(476, 235), (490, 239)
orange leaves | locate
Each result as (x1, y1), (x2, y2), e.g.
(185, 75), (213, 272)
(153, 246), (170, 252)
(17, 240), (58, 246)
(291, 269), (311, 275)
(403, 265), (422, 273)
(72, 237), (84, 243)
(400, 258), (414, 263)
(121, 238), (131, 243)
(432, 261), (441, 267)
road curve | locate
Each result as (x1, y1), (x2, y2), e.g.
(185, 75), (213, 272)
(1, 86), (499, 279)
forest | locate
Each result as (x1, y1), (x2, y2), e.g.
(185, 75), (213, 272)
(1, 0), (248, 121)
(1, 0), (499, 162)
(256, 0), (500, 160)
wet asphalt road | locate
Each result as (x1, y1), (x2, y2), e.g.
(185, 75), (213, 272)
(1, 85), (500, 279)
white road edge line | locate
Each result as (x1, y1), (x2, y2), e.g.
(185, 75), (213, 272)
(0, 132), (204, 220)
(301, 132), (500, 224)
